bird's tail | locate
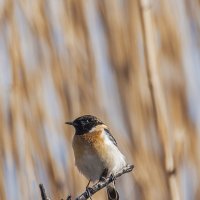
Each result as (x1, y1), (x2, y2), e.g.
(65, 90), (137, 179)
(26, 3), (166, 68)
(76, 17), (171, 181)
(106, 183), (119, 200)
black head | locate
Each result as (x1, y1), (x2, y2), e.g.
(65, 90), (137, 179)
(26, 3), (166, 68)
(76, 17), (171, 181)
(65, 115), (104, 135)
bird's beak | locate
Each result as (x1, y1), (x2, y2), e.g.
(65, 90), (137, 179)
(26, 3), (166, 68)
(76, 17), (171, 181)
(65, 121), (74, 126)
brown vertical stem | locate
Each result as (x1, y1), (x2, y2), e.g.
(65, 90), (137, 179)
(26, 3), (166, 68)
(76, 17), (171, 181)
(137, 0), (180, 199)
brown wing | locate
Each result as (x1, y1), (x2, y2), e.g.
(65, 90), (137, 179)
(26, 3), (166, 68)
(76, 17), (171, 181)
(104, 128), (118, 146)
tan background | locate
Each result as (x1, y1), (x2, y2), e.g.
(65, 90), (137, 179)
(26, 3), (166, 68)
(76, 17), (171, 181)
(0, 0), (200, 199)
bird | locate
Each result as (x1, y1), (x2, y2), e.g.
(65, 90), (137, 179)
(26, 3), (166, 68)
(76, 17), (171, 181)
(65, 115), (127, 200)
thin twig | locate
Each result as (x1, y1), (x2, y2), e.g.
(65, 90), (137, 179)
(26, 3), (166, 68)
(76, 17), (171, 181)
(75, 164), (134, 200)
(39, 184), (50, 200)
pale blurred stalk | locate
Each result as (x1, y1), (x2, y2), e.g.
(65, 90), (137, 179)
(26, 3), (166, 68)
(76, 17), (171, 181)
(138, 0), (181, 199)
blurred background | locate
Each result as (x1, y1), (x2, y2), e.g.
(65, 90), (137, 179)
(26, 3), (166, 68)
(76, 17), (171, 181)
(0, 0), (200, 199)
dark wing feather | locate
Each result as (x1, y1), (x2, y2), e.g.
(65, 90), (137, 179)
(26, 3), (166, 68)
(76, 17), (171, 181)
(104, 128), (117, 146)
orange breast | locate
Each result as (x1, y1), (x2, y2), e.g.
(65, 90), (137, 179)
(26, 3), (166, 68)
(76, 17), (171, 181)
(73, 129), (115, 165)
(72, 131), (104, 159)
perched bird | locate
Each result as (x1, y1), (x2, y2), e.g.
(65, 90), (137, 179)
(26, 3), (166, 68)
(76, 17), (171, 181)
(65, 115), (127, 200)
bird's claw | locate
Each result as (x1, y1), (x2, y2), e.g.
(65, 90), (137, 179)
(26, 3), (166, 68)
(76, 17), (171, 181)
(109, 173), (116, 182)
(86, 187), (93, 200)
(99, 176), (107, 182)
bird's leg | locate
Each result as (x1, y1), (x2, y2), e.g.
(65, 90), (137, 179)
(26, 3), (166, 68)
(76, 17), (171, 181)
(101, 171), (118, 200)
(85, 180), (92, 200)
(86, 180), (91, 188)
(109, 173), (116, 183)
(99, 168), (108, 182)
(100, 169), (116, 184)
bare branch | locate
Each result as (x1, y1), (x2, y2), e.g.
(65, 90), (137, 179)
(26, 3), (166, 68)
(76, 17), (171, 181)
(75, 164), (134, 200)
(39, 164), (134, 200)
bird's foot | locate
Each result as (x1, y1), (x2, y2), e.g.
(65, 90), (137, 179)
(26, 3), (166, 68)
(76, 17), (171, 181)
(109, 173), (116, 182)
(99, 168), (109, 183)
(99, 176), (107, 182)
(86, 187), (93, 200)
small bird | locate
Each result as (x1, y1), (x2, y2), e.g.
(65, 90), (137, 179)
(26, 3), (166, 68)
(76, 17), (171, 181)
(65, 115), (127, 200)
